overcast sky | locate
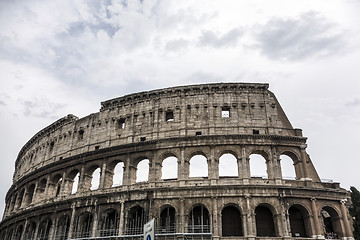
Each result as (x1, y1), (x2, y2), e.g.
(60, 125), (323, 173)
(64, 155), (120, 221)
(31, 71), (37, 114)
(1, 0), (360, 215)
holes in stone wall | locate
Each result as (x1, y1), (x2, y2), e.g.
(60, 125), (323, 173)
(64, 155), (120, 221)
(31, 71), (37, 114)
(189, 155), (208, 178)
(189, 205), (210, 233)
(56, 215), (70, 240)
(112, 162), (124, 187)
(160, 206), (176, 233)
(78, 130), (84, 140)
(221, 107), (230, 118)
(25, 184), (35, 206)
(161, 157), (178, 180)
(127, 206), (146, 234)
(249, 154), (268, 178)
(100, 209), (119, 237)
(118, 118), (126, 129)
(166, 111), (174, 122)
(222, 206), (243, 236)
(71, 172), (80, 194)
(255, 206), (275, 237)
(136, 159), (149, 183)
(219, 153), (238, 177)
(37, 219), (52, 240)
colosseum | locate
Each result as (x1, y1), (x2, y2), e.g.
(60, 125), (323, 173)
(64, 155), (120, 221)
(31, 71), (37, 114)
(0, 83), (354, 240)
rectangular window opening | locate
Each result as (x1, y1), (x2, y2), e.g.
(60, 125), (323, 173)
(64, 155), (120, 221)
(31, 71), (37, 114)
(118, 118), (126, 129)
(221, 107), (230, 118)
(95, 146), (100, 150)
(140, 137), (146, 142)
(166, 111), (174, 122)
(253, 129), (260, 134)
(78, 130), (84, 140)
(196, 131), (202, 136)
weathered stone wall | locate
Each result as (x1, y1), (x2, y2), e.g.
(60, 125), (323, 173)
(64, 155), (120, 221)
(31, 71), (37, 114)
(0, 83), (354, 240)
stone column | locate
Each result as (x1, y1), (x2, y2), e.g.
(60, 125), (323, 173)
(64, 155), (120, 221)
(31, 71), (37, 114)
(44, 175), (51, 198)
(212, 197), (219, 238)
(20, 218), (29, 240)
(20, 188), (28, 208)
(245, 195), (254, 237)
(118, 201), (125, 235)
(340, 199), (352, 238)
(209, 146), (218, 180)
(179, 198), (185, 233)
(237, 157), (242, 179)
(67, 203), (76, 239)
(278, 195), (291, 238)
(300, 145), (309, 179)
(48, 217), (57, 240)
(78, 165), (86, 192)
(122, 155), (131, 186)
(310, 198), (323, 238)
(91, 203), (99, 237)
(99, 162), (107, 189)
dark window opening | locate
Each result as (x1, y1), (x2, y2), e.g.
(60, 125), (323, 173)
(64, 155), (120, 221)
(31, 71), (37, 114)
(189, 205), (210, 233)
(221, 107), (230, 118)
(253, 129), (259, 134)
(74, 212), (93, 239)
(289, 206), (307, 237)
(100, 209), (119, 237)
(118, 118), (126, 129)
(37, 220), (52, 240)
(160, 207), (176, 233)
(95, 146), (100, 150)
(166, 111), (174, 122)
(127, 206), (146, 235)
(255, 206), (275, 237)
(222, 206), (243, 236)
(78, 130), (84, 140)
(49, 141), (54, 152)
(56, 215), (70, 240)
(196, 131), (202, 136)
(140, 137), (146, 142)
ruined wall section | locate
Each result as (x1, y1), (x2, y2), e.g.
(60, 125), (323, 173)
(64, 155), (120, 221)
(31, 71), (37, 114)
(13, 83), (302, 182)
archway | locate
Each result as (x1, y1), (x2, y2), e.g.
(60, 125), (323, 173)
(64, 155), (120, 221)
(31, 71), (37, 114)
(159, 206), (176, 233)
(90, 167), (101, 190)
(112, 162), (124, 187)
(289, 205), (311, 237)
(189, 205), (210, 233)
(56, 215), (70, 240)
(37, 219), (52, 240)
(100, 209), (119, 237)
(189, 155), (208, 178)
(321, 206), (342, 239)
(127, 206), (147, 235)
(221, 205), (243, 236)
(280, 155), (296, 179)
(219, 153), (238, 177)
(249, 154), (268, 178)
(74, 212), (93, 238)
(161, 156), (178, 180)
(255, 205), (275, 237)
(136, 159), (149, 182)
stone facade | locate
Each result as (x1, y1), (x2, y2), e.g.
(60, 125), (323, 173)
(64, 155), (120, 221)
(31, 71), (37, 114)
(0, 83), (354, 240)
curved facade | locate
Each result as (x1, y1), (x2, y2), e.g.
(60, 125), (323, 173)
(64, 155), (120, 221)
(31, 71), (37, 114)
(0, 83), (354, 240)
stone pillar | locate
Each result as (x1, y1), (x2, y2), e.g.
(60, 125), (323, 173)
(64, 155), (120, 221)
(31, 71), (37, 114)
(19, 188), (28, 209)
(300, 145), (310, 179)
(212, 197), (219, 239)
(340, 199), (352, 238)
(118, 201), (125, 235)
(99, 162), (107, 189)
(237, 156), (242, 179)
(44, 175), (51, 198)
(67, 203), (76, 239)
(245, 195), (254, 237)
(278, 195), (291, 238)
(179, 198), (185, 233)
(78, 165), (86, 192)
(48, 217), (57, 240)
(122, 155), (131, 186)
(209, 146), (218, 180)
(310, 198), (323, 238)
(32, 221), (40, 240)
(20, 218), (29, 240)
(91, 204), (99, 237)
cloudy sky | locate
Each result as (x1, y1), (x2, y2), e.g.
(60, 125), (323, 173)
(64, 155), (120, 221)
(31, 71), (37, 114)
(1, 0), (360, 215)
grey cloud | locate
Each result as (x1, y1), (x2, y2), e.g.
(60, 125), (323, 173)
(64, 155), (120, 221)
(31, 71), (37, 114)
(20, 99), (67, 119)
(346, 98), (360, 106)
(198, 28), (243, 48)
(165, 39), (189, 52)
(0, 101), (6, 106)
(255, 12), (345, 61)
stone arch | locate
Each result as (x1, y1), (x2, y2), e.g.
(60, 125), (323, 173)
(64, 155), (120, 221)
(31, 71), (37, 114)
(280, 150), (300, 179)
(249, 153), (268, 178)
(159, 205), (176, 233)
(188, 204), (210, 233)
(127, 205), (147, 235)
(136, 158), (149, 183)
(55, 214), (70, 240)
(110, 161), (124, 187)
(16, 188), (25, 209)
(50, 173), (63, 197)
(9, 193), (17, 212)
(85, 165), (101, 191)
(255, 204), (277, 237)
(25, 221), (36, 240)
(219, 153), (238, 177)
(37, 178), (47, 199)
(221, 204), (243, 236)
(320, 205), (343, 239)
(25, 184), (35, 206)
(67, 169), (80, 194)
(73, 211), (93, 239)
(99, 208), (119, 237)
(189, 154), (208, 178)
(161, 156), (178, 180)
(37, 218), (52, 240)
(288, 204), (312, 237)
(14, 224), (24, 240)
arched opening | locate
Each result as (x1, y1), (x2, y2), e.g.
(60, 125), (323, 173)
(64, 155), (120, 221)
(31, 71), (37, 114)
(100, 209), (119, 237)
(289, 205), (311, 237)
(73, 212), (93, 239)
(321, 206), (342, 239)
(112, 162), (124, 187)
(159, 206), (176, 233)
(255, 205), (275, 237)
(25, 184), (35, 206)
(5, 228), (13, 240)
(16, 189), (25, 209)
(127, 206), (147, 235)
(221, 205), (243, 236)
(50, 174), (63, 197)
(37, 219), (52, 240)
(71, 172), (80, 194)
(136, 159), (149, 183)
(56, 215), (70, 240)
(219, 153), (238, 177)
(249, 154), (268, 178)
(90, 167), (101, 190)
(10, 193), (17, 212)
(280, 155), (296, 179)
(189, 155), (208, 178)
(162, 156), (178, 180)
(189, 205), (210, 233)
(25, 222), (36, 240)
(14, 224), (23, 240)
(38, 178), (47, 199)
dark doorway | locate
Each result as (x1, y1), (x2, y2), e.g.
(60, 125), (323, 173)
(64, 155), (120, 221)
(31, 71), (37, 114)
(221, 206), (243, 236)
(127, 206), (147, 235)
(189, 205), (210, 233)
(289, 206), (307, 237)
(160, 206), (176, 233)
(255, 206), (275, 237)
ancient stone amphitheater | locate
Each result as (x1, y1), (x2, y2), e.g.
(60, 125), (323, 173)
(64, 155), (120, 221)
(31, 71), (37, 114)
(0, 83), (354, 240)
